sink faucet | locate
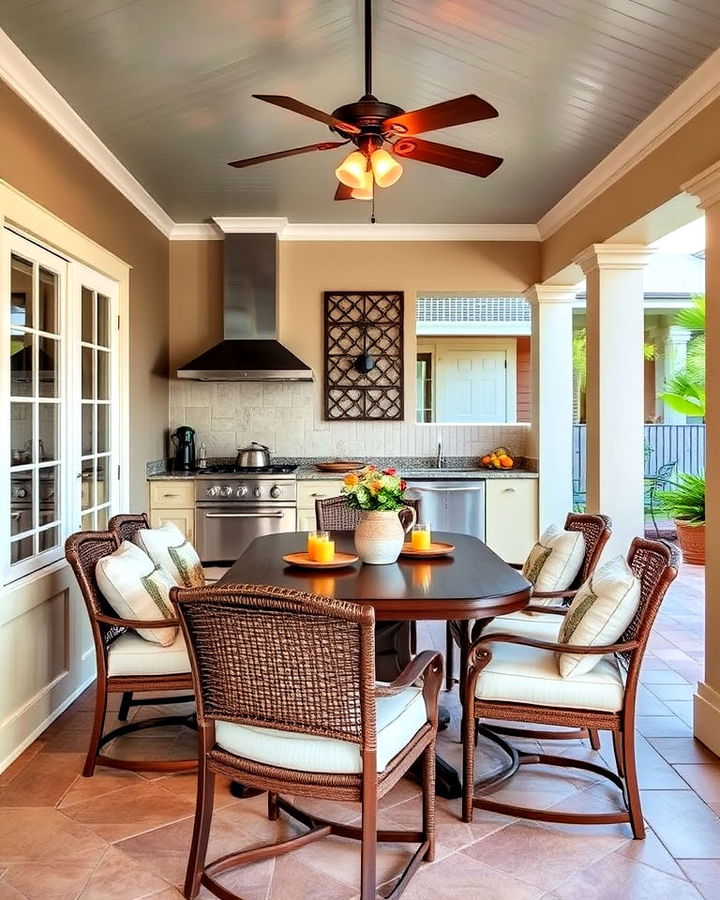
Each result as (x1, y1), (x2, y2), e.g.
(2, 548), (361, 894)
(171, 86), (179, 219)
(436, 440), (443, 469)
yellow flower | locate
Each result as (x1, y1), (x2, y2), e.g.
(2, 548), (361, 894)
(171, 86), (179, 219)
(369, 480), (382, 495)
(343, 473), (360, 486)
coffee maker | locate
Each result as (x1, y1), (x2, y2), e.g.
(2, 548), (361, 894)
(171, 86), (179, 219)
(171, 425), (196, 471)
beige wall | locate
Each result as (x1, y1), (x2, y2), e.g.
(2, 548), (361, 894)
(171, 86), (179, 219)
(542, 96), (720, 280)
(0, 81), (169, 508)
(168, 239), (540, 459)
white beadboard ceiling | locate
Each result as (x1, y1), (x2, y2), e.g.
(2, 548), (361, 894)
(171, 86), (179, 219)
(2, 0), (720, 224)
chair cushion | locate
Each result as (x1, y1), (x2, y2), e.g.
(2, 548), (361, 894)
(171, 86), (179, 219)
(482, 611), (562, 643)
(558, 555), (641, 677)
(133, 522), (205, 588)
(107, 629), (190, 677)
(522, 524), (585, 604)
(215, 686), (428, 774)
(95, 541), (179, 646)
(475, 640), (625, 712)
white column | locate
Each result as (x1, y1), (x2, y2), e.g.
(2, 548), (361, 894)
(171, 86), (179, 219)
(682, 162), (720, 755)
(524, 285), (575, 530)
(574, 245), (654, 557)
(661, 325), (693, 424)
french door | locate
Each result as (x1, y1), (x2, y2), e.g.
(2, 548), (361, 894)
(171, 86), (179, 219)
(3, 230), (122, 583)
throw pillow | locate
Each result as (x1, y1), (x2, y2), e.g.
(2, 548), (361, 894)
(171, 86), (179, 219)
(95, 541), (179, 646)
(133, 522), (205, 588)
(557, 555), (641, 677)
(521, 524), (586, 604)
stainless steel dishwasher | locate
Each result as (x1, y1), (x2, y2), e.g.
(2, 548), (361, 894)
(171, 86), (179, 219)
(405, 479), (485, 540)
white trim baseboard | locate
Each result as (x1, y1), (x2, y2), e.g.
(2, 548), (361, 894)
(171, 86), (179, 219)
(0, 26), (174, 238)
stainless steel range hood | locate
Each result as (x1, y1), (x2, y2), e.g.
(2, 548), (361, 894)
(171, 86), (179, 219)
(177, 233), (313, 382)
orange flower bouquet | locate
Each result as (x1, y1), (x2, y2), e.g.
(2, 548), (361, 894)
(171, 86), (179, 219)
(342, 466), (408, 512)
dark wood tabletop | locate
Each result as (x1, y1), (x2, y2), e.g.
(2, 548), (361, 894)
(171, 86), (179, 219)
(220, 531), (531, 621)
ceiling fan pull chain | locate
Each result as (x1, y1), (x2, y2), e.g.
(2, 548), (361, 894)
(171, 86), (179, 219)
(370, 192), (376, 225)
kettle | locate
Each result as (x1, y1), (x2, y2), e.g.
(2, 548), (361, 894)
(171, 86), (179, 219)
(171, 425), (196, 471)
(235, 441), (271, 469)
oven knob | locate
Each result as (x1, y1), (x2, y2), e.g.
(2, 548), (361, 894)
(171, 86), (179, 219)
(270, 485), (281, 499)
(235, 484), (248, 498)
(16, 487), (27, 499)
(220, 485), (233, 497)
(206, 485), (220, 497)
(253, 486), (262, 498)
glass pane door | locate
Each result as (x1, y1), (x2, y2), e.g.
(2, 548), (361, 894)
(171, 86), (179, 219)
(79, 284), (115, 530)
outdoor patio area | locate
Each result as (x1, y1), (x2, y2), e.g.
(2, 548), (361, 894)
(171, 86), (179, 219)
(0, 560), (714, 900)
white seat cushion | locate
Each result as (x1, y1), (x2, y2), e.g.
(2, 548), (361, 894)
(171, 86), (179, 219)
(107, 629), (190, 677)
(95, 541), (179, 646)
(522, 524), (585, 605)
(558, 555), (641, 677)
(475, 640), (625, 713)
(133, 522), (205, 588)
(482, 611), (562, 643)
(215, 686), (428, 774)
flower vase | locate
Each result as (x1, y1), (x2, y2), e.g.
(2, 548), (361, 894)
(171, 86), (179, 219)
(354, 508), (416, 565)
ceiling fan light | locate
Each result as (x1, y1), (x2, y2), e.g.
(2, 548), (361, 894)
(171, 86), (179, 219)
(350, 170), (373, 200)
(371, 148), (403, 187)
(335, 150), (368, 188)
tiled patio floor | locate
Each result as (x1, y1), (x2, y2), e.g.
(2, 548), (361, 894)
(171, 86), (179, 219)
(0, 563), (716, 899)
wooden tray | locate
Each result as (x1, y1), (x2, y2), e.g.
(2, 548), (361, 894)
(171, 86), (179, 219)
(399, 541), (456, 558)
(283, 551), (359, 569)
(314, 460), (366, 473)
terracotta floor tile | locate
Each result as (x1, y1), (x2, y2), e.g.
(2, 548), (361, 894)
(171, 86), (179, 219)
(461, 820), (622, 890)
(61, 781), (196, 842)
(0, 742), (46, 786)
(401, 851), (542, 899)
(637, 687), (674, 717)
(0, 882), (25, 899)
(677, 859), (720, 900)
(641, 790), (720, 858)
(153, 772), (240, 809)
(75, 846), (171, 899)
(59, 769), (147, 808)
(664, 701), (695, 726)
(551, 851), (701, 899)
(1, 861), (96, 900)
(195, 857), (274, 900)
(646, 683), (697, 701)
(634, 734), (689, 790)
(293, 834), (415, 889)
(615, 827), (687, 878)
(267, 856), (357, 899)
(674, 765), (720, 802)
(636, 716), (694, 738)
(0, 753), (85, 807)
(0, 808), (107, 865)
(648, 738), (719, 765)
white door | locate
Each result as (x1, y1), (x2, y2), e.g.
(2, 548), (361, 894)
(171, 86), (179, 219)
(436, 350), (507, 423)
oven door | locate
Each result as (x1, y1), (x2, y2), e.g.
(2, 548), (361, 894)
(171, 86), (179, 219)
(196, 503), (297, 563)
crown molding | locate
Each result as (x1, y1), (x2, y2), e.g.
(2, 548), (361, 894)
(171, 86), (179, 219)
(537, 47), (720, 240)
(212, 216), (289, 234)
(574, 244), (656, 275)
(682, 160), (720, 210)
(170, 223), (223, 240)
(0, 27), (175, 238)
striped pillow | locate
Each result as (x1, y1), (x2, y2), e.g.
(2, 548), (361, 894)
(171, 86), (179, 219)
(521, 524), (585, 607)
(558, 556), (641, 677)
(133, 522), (205, 588)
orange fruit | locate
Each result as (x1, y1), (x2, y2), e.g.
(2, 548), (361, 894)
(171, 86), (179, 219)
(499, 456), (514, 468)
(481, 455), (491, 465)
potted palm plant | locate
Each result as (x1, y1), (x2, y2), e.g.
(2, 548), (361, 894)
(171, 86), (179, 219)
(656, 471), (705, 564)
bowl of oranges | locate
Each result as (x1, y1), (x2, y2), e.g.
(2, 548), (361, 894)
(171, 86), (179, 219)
(480, 447), (515, 469)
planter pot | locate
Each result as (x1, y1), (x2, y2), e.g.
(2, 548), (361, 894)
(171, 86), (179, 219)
(674, 519), (705, 565)
(354, 509), (416, 565)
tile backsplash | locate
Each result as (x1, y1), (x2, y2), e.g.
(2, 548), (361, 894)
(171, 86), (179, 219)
(169, 381), (529, 461)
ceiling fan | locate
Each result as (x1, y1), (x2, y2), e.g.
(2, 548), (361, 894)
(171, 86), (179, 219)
(228, 0), (503, 203)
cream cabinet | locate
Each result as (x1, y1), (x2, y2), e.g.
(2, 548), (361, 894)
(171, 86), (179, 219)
(296, 479), (346, 531)
(148, 480), (196, 544)
(484, 479), (538, 563)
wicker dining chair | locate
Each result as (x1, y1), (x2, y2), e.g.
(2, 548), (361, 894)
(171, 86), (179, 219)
(108, 512), (150, 545)
(65, 530), (196, 776)
(172, 583), (443, 900)
(461, 537), (679, 838)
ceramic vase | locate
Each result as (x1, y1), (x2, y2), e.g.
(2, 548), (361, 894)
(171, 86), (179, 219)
(354, 508), (416, 565)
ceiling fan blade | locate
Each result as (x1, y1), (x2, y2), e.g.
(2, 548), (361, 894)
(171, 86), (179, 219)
(252, 94), (360, 134)
(334, 182), (354, 201)
(391, 136), (503, 177)
(383, 95), (498, 135)
(228, 141), (348, 169)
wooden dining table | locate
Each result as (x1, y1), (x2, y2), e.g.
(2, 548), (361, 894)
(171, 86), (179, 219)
(220, 530), (532, 799)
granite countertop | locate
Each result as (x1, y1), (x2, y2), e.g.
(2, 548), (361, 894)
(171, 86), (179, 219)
(295, 466), (537, 480)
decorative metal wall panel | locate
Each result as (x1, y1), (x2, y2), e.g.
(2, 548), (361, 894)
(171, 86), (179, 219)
(324, 291), (404, 421)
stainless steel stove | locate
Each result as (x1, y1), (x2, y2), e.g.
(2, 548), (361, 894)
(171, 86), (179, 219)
(195, 464), (298, 562)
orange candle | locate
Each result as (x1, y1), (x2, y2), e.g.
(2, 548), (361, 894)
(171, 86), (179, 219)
(411, 525), (432, 551)
(314, 539), (335, 564)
